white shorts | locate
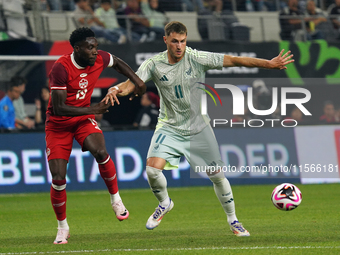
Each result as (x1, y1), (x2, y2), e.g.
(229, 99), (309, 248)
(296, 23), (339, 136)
(147, 125), (225, 170)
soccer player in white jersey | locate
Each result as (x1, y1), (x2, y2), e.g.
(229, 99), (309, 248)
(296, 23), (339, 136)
(103, 21), (294, 236)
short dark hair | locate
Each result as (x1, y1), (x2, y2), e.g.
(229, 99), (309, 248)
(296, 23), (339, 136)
(101, 0), (111, 4)
(164, 21), (187, 36)
(10, 76), (27, 86)
(69, 27), (95, 47)
(7, 79), (21, 92)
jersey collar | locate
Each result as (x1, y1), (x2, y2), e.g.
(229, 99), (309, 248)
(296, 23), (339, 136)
(71, 52), (85, 69)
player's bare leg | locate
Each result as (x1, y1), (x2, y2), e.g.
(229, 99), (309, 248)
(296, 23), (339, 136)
(207, 170), (249, 237)
(145, 157), (174, 230)
(84, 133), (129, 220)
(49, 158), (70, 244)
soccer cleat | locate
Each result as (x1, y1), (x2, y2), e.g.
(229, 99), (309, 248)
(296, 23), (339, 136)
(230, 221), (250, 237)
(146, 198), (174, 230)
(112, 200), (129, 221)
(53, 228), (70, 244)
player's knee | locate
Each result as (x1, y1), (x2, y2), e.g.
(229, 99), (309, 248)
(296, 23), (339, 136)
(51, 173), (66, 180)
(49, 159), (67, 180)
(93, 149), (108, 162)
(146, 166), (163, 180)
(208, 171), (226, 184)
(146, 157), (166, 169)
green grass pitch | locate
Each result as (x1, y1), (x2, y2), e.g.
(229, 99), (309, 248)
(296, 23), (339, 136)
(0, 183), (339, 255)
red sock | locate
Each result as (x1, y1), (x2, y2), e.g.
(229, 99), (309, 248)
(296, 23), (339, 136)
(50, 179), (67, 221)
(98, 155), (118, 194)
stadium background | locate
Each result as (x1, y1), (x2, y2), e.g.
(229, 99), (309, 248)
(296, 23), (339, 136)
(1, 0), (340, 193)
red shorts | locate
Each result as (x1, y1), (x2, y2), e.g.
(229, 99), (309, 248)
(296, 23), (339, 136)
(45, 115), (103, 161)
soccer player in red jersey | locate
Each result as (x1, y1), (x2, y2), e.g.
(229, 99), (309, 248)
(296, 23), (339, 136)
(46, 27), (146, 244)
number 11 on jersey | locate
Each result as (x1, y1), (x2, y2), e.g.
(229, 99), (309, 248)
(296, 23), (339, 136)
(174, 85), (183, 99)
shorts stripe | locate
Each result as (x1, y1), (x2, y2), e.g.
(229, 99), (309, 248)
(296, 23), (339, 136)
(159, 135), (166, 144)
(155, 133), (163, 143)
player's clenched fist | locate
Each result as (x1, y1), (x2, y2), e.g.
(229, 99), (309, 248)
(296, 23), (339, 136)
(102, 79), (147, 106)
(130, 81), (147, 101)
(91, 101), (111, 114)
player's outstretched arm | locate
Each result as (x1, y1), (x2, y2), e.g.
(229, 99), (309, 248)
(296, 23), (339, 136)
(52, 90), (109, 116)
(111, 55), (146, 96)
(223, 49), (294, 70)
(102, 79), (137, 106)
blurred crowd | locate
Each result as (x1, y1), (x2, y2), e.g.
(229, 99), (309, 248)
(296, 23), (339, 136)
(279, 0), (340, 41)
(5, 0), (336, 42)
(70, 0), (167, 43)
(0, 76), (50, 131)
(30, 0), (337, 13)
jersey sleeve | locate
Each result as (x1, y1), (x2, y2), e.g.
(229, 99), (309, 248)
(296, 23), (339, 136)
(187, 47), (224, 72)
(49, 62), (68, 90)
(136, 58), (154, 83)
(98, 50), (113, 68)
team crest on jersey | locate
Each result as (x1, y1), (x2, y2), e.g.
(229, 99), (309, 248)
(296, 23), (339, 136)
(186, 67), (192, 76)
(79, 78), (88, 89)
(80, 73), (88, 77)
(153, 144), (160, 151)
(184, 67), (193, 78)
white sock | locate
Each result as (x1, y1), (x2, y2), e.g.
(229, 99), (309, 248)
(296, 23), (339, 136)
(110, 191), (121, 204)
(209, 171), (238, 225)
(58, 218), (69, 230)
(160, 197), (170, 208)
(146, 166), (169, 206)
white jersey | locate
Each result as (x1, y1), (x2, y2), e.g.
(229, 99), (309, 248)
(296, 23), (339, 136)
(136, 46), (224, 136)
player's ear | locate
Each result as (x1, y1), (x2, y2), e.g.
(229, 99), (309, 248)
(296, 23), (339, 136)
(74, 45), (80, 53)
(163, 36), (167, 44)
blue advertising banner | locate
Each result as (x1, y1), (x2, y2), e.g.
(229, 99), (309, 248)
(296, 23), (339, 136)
(212, 128), (299, 184)
(0, 128), (299, 194)
(0, 130), (210, 194)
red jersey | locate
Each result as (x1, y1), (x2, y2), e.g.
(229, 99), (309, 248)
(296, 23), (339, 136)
(46, 50), (112, 122)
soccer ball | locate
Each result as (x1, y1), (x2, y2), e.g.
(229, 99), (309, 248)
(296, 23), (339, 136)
(271, 183), (302, 211)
